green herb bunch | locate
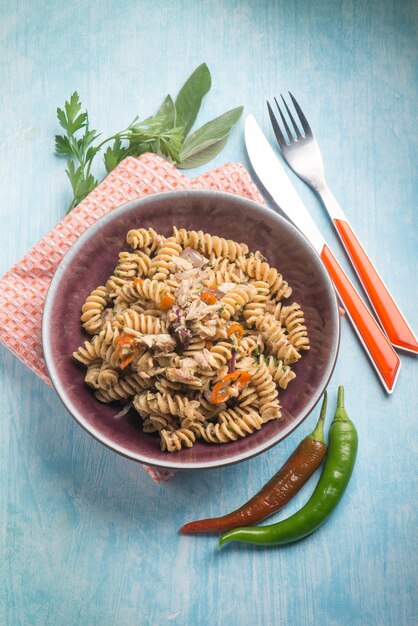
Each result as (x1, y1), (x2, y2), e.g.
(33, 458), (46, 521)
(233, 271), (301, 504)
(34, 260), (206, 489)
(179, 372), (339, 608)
(55, 63), (243, 211)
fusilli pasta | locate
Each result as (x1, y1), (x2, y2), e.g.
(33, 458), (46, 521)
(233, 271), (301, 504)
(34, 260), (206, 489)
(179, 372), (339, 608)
(74, 226), (310, 452)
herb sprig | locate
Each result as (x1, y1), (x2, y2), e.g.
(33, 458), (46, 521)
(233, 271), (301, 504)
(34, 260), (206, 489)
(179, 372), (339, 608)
(55, 64), (243, 212)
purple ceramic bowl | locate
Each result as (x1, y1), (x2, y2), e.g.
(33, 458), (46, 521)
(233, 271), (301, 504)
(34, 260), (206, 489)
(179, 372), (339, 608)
(42, 190), (339, 470)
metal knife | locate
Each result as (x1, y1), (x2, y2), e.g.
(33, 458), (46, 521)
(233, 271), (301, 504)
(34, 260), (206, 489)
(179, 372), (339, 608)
(245, 114), (401, 393)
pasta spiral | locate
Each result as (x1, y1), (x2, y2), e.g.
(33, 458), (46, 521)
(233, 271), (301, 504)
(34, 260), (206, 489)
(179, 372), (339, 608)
(84, 362), (102, 388)
(73, 340), (101, 366)
(73, 322), (119, 367)
(148, 237), (183, 280)
(142, 414), (177, 433)
(237, 385), (258, 407)
(80, 285), (109, 334)
(273, 302), (310, 351)
(263, 356), (296, 390)
(256, 314), (301, 364)
(95, 373), (150, 403)
(173, 227), (249, 261)
(93, 322), (120, 365)
(205, 255), (247, 284)
(97, 363), (120, 390)
(219, 284), (256, 319)
(126, 227), (160, 251)
(250, 360), (281, 421)
(106, 252), (148, 294)
(243, 280), (270, 327)
(113, 251), (140, 280)
(119, 278), (170, 307)
(237, 334), (262, 357)
(193, 407), (263, 443)
(182, 336), (207, 358)
(133, 391), (203, 421)
(209, 341), (234, 369)
(160, 428), (196, 452)
(113, 309), (167, 334)
(238, 256), (292, 301)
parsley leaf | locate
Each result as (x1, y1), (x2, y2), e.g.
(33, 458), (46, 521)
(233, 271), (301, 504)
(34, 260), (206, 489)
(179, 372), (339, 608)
(57, 92), (87, 136)
(54, 134), (72, 157)
(65, 160), (97, 211)
(104, 138), (127, 173)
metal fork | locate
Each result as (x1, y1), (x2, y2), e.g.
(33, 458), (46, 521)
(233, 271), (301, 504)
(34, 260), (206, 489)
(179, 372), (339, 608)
(267, 94), (418, 354)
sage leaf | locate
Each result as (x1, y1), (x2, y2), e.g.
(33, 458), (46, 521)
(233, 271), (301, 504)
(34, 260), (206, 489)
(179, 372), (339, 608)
(175, 63), (211, 138)
(178, 135), (229, 169)
(154, 94), (176, 130)
(178, 106), (243, 168)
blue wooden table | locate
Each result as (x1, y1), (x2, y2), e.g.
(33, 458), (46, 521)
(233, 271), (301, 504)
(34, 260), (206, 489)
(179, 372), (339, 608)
(1, 2), (417, 625)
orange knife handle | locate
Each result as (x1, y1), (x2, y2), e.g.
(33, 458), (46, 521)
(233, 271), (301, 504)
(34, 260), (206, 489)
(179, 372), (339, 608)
(333, 219), (418, 353)
(320, 244), (401, 393)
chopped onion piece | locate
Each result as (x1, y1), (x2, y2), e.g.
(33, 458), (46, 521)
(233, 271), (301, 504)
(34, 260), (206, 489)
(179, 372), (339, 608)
(217, 283), (237, 294)
(229, 349), (237, 373)
(204, 288), (224, 298)
(180, 247), (206, 267)
(114, 402), (132, 419)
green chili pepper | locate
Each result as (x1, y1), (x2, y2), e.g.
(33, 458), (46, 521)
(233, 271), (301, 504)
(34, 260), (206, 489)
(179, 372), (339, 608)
(218, 386), (357, 549)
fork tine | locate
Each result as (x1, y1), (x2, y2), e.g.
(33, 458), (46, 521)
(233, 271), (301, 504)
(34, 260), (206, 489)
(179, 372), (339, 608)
(288, 92), (312, 137)
(273, 97), (293, 142)
(280, 94), (302, 139)
(266, 100), (287, 150)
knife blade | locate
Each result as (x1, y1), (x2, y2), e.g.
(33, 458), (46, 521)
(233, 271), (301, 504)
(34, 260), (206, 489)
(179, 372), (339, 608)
(245, 114), (401, 393)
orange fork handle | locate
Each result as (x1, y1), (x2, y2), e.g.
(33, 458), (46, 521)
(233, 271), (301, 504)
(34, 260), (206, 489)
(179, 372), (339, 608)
(334, 219), (418, 353)
(320, 244), (401, 393)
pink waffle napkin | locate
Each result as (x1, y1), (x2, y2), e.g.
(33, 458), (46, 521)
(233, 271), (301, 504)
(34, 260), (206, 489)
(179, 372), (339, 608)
(0, 153), (265, 482)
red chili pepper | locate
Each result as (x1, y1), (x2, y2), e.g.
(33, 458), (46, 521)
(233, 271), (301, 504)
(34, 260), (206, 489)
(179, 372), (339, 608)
(115, 332), (136, 366)
(227, 323), (244, 339)
(179, 393), (328, 535)
(120, 355), (134, 369)
(115, 332), (134, 353)
(210, 371), (251, 404)
(158, 291), (175, 310)
(200, 290), (218, 305)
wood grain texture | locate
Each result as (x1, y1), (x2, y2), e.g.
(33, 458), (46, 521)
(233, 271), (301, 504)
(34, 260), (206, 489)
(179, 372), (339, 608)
(1, 1), (417, 625)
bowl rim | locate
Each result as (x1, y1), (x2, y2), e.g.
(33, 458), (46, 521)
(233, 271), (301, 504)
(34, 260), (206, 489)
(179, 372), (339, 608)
(42, 189), (340, 470)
